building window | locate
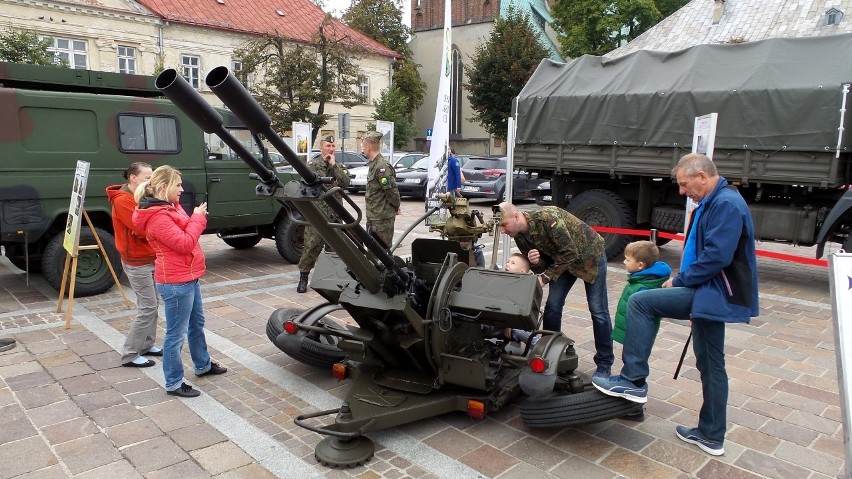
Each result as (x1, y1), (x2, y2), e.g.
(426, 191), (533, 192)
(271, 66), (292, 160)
(232, 59), (250, 87)
(826, 8), (844, 25)
(450, 47), (463, 136)
(117, 46), (137, 74)
(358, 74), (370, 104)
(118, 114), (179, 152)
(181, 54), (201, 89)
(48, 37), (87, 69)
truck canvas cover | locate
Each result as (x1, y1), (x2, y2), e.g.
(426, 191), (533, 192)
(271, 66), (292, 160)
(516, 33), (852, 153)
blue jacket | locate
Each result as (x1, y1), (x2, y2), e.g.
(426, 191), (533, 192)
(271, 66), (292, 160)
(673, 177), (759, 323)
(447, 155), (462, 191)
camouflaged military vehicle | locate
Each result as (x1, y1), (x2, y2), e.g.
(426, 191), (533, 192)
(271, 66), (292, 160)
(0, 62), (303, 296)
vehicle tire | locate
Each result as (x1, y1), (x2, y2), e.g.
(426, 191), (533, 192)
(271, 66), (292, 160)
(566, 189), (635, 259)
(651, 206), (686, 233)
(221, 235), (262, 249)
(519, 389), (640, 428)
(41, 228), (122, 297)
(266, 307), (347, 368)
(275, 218), (304, 264)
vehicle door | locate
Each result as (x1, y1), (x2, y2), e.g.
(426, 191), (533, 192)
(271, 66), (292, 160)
(203, 128), (276, 228)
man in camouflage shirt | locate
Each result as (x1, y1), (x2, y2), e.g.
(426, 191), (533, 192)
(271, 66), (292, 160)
(499, 202), (614, 377)
(362, 131), (400, 246)
(296, 135), (351, 293)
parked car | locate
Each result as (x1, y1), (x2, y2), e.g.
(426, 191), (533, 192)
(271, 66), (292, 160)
(348, 152), (426, 192)
(396, 156), (432, 199)
(461, 157), (546, 202)
(535, 181), (552, 206)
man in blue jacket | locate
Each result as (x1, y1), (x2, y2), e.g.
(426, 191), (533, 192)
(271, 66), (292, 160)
(592, 153), (759, 456)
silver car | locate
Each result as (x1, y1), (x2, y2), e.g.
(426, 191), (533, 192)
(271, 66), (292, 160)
(348, 152), (426, 192)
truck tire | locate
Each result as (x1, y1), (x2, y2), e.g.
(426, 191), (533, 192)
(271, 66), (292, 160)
(266, 307), (346, 368)
(566, 189), (635, 259)
(41, 227), (122, 297)
(275, 219), (304, 264)
(651, 206), (686, 233)
(519, 390), (640, 428)
(221, 235), (262, 249)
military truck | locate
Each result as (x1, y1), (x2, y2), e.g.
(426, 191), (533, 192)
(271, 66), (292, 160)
(0, 62), (303, 296)
(514, 34), (852, 259)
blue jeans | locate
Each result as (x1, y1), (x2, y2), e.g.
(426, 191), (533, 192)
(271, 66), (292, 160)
(542, 255), (613, 372)
(620, 287), (728, 442)
(156, 280), (212, 391)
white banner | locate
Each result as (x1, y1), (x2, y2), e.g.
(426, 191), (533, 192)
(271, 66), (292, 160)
(377, 120), (395, 159)
(829, 253), (852, 478)
(424, 0), (452, 209)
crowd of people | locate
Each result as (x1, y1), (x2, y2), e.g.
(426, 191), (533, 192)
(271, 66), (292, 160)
(0, 129), (755, 458)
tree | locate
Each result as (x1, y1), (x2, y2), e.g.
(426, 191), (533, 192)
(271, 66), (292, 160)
(0, 27), (59, 66)
(465, 8), (549, 140)
(368, 87), (416, 149)
(234, 15), (364, 139)
(342, 0), (426, 112)
(552, 0), (661, 57)
(655, 0), (690, 18)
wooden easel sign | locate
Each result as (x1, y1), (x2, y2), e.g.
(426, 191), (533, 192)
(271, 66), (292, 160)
(56, 160), (129, 328)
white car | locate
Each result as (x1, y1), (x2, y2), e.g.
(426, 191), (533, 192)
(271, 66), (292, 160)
(348, 152), (426, 192)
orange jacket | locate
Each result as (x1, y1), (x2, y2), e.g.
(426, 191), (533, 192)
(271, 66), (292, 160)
(106, 184), (155, 266)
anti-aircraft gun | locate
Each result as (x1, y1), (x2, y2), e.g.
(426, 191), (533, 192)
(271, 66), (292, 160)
(156, 67), (637, 469)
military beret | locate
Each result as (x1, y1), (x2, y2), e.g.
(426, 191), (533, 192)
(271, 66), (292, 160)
(364, 131), (383, 143)
(320, 134), (335, 144)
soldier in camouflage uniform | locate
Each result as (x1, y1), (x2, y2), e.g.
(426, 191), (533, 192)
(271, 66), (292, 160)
(362, 131), (400, 246)
(498, 202), (614, 377)
(296, 135), (351, 293)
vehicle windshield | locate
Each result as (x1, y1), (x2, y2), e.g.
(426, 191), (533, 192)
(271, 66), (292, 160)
(464, 158), (507, 171)
(205, 129), (262, 161)
(411, 157), (431, 170)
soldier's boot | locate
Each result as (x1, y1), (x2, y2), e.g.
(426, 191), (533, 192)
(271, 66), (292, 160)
(296, 271), (309, 294)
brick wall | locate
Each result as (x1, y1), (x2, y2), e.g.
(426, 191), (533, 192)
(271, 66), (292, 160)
(412, 0), (498, 32)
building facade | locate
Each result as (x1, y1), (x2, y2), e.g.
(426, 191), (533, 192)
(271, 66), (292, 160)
(0, 0), (399, 148)
(410, 0), (561, 155)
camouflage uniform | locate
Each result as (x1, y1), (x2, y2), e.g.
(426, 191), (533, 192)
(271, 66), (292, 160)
(364, 153), (400, 246)
(297, 156), (351, 272)
(513, 206), (614, 375)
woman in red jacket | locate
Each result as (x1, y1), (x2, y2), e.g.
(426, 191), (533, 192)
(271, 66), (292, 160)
(133, 165), (227, 398)
(106, 162), (161, 368)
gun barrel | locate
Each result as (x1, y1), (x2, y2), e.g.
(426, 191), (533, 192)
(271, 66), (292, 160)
(155, 68), (411, 295)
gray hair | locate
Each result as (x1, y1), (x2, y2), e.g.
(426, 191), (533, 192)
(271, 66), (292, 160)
(673, 153), (718, 178)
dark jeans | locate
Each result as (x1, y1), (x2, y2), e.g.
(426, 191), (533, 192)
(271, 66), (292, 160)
(542, 254), (613, 372)
(620, 287), (728, 442)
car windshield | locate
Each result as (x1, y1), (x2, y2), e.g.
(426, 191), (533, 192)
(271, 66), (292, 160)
(464, 158), (507, 171)
(410, 157), (431, 169)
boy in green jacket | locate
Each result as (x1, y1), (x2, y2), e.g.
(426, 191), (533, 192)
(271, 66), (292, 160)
(612, 241), (672, 344)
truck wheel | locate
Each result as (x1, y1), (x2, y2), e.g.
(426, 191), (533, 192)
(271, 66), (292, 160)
(566, 189), (635, 259)
(275, 219), (304, 264)
(266, 307), (347, 368)
(651, 206), (686, 233)
(519, 389), (640, 428)
(221, 235), (262, 249)
(41, 228), (122, 297)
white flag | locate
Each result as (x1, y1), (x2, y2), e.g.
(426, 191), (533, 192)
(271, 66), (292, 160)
(424, 0), (452, 208)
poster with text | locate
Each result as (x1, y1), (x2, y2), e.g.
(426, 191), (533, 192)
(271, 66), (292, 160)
(292, 122), (312, 156)
(376, 120), (395, 158)
(63, 160), (91, 256)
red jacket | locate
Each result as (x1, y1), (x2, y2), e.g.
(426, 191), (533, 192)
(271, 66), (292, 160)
(106, 184), (155, 266)
(133, 198), (207, 284)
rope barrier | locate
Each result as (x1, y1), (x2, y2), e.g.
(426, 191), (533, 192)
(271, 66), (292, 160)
(590, 226), (828, 268)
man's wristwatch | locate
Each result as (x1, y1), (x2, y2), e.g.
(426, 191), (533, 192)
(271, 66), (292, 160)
(540, 274), (550, 285)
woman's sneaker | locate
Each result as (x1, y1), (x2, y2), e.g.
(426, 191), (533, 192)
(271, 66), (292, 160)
(675, 425), (725, 456)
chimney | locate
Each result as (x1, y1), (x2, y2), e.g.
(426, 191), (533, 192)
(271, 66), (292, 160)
(712, 0), (726, 25)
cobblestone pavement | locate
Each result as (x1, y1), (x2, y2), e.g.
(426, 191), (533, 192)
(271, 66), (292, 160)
(0, 196), (843, 478)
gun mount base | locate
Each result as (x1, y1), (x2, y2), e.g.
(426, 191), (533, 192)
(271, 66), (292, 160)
(315, 436), (375, 469)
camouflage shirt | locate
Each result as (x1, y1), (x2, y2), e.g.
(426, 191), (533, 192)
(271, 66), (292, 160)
(364, 153), (400, 221)
(306, 155), (350, 216)
(513, 207), (605, 284)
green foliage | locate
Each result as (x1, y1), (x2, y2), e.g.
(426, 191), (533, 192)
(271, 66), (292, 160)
(0, 27), (59, 66)
(655, 0), (690, 18)
(464, 8), (549, 139)
(342, 0), (411, 57)
(235, 16), (364, 138)
(368, 86), (416, 149)
(343, 0), (426, 112)
(552, 0), (661, 57)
